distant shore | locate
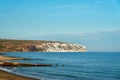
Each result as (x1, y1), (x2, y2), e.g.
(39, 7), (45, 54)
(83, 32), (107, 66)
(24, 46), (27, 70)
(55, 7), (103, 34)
(0, 39), (86, 52)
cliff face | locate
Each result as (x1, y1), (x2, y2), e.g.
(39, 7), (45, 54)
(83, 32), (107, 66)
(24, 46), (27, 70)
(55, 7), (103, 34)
(0, 39), (86, 52)
(35, 42), (86, 52)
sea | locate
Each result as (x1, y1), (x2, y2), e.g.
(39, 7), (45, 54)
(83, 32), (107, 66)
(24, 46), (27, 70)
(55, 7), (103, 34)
(0, 52), (120, 80)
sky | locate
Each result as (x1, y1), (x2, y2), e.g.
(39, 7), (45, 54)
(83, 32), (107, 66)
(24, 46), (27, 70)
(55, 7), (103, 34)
(0, 0), (120, 51)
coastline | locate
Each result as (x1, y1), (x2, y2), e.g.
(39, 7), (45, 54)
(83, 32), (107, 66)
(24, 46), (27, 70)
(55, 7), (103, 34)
(0, 55), (25, 61)
(0, 55), (40, 80)
(0, 70), (39, 80)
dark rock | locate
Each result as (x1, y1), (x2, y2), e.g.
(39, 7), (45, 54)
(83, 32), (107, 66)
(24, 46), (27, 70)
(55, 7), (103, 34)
(0, 61), (52, 67)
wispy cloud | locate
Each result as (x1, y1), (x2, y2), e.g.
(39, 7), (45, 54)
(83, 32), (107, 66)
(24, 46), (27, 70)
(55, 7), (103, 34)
(13, 28), (119, 43)
(21, 29), (120, 41)
(50, 4), (97, 9)
(49, 0), (101, 10)
(71, 29), (119, 39)
(11, 29), (120, 51)
(94, 0), (101, 4)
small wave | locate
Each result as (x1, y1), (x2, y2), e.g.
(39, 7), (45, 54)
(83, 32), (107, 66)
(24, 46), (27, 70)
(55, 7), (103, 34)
(0, 67), (12, 72)
(53, 73), (79, 79)
(40, 72), (79, 79)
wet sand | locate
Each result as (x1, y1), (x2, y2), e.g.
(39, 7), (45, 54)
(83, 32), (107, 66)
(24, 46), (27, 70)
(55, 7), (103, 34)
(0, 70), (39, 80)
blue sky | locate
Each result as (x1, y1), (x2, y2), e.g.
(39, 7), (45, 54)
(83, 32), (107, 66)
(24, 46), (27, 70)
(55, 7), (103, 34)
(0, 0), (120, 51)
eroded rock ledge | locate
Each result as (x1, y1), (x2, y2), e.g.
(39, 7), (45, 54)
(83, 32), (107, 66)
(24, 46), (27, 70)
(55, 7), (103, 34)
(0, 39), (87, 52)
(0, 61), (52, 67)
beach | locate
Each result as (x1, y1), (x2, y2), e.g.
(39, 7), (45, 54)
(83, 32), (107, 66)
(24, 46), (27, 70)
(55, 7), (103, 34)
(0, 55), (39, 80)
(0, 70), (39, 80)
(0, 55), (24, 61)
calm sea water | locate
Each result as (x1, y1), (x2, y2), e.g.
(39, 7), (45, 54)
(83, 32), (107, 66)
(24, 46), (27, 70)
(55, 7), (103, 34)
(1, 52), (120, 80)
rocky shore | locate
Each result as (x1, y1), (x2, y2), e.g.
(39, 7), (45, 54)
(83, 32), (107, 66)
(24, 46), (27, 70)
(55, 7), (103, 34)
(0, 61), (52, 67)
(0, 55), (52, 80)
(0, 56), (52, 67)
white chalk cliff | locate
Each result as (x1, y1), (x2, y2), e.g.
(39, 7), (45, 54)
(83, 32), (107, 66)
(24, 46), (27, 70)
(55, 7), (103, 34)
(35, 42), (87, 52)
